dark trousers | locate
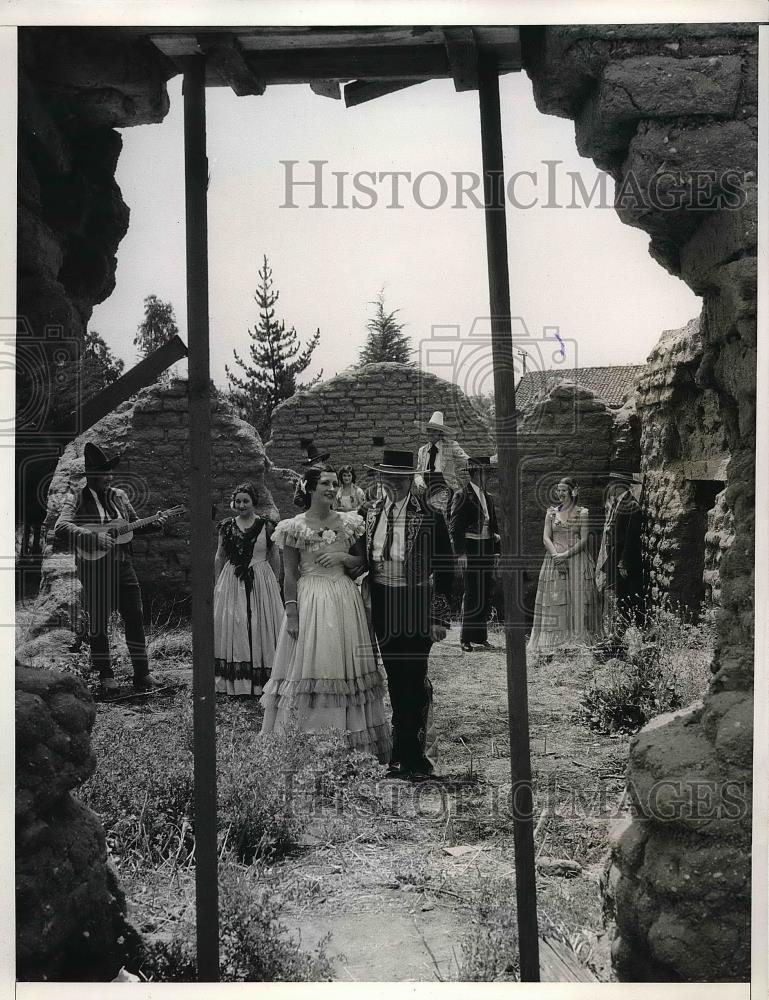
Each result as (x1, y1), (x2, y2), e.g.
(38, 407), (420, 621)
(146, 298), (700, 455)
(79, 554), (149, 680)
(370, 580), (434, 774)
(460, 536), (496, 644)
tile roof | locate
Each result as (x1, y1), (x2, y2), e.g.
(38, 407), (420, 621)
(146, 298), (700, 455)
(514, 365), (645, 411)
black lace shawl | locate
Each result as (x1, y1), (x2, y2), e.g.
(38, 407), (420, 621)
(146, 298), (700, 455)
(218, 517), (269, 582)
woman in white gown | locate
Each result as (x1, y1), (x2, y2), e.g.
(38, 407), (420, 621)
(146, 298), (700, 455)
(260, 466), (391, 762)
(213, 482), (284, 697)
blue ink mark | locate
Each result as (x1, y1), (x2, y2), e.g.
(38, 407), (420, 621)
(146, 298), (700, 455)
(554, 331), (566, 361)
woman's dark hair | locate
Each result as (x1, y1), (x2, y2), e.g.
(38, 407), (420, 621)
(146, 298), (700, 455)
(300, 464), (337, 505)
(338, 464), (356, 483)
(556, 476), (579, 504)
(230, 481), (260, 508)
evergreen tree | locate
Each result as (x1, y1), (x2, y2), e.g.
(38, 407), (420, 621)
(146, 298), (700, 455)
(358, 290), (413, 366)
(226, 256), (322, 439)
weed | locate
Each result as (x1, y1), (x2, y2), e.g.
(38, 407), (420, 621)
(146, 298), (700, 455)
(141, 863), (335, 982)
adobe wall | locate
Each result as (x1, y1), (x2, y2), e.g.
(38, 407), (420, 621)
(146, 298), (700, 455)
(636, 318), (731, 612)
(266, 362), (494, 514)
(524, 23), (757, 981)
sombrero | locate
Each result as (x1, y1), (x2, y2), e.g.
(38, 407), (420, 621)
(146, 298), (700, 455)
(414, 410), (457, 437)
(83, 442), (120, 473)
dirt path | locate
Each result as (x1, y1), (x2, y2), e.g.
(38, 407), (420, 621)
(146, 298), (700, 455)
(261, 629), (627, 981)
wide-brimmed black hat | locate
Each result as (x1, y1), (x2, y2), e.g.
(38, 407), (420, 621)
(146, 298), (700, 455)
(364, 449), (418, 475)
(301, 442), (331, 465)
(468, 456), (496, 467)
(83, 441), (119, 473)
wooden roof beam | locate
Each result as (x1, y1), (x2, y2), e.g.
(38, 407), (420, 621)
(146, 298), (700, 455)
(344, 79), (422, 108)
(443, 27), (479, 92)
(198, 34), (266, 95)
(309, 80), (342, 100)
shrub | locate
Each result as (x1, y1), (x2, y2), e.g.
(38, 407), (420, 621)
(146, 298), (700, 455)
(142, 863), (335, 982)
(580, 646), (682, 734)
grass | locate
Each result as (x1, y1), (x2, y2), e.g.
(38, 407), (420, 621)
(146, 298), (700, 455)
(63, 607), (719, 982)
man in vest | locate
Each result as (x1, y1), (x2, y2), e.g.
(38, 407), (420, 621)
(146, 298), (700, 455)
(55, 442), (168, 695)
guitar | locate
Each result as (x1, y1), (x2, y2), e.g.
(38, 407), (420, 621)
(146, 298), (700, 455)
(78, 506), (186, 560)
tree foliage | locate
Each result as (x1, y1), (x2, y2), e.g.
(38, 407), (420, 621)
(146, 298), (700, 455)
(358, 290), (413, 366)
(226, 256), (322, 440)
(134, 295), (179, 361)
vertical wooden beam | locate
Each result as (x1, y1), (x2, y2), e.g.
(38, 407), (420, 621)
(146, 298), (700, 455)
(478, 54), (540, 982)
(182, 54), (219, 983)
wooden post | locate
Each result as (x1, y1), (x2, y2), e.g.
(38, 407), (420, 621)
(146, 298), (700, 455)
(182, 54), (219, 982)
(478, 54), (540, 981)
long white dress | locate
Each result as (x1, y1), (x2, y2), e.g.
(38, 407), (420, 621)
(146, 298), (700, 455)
(260, 511), (391, 762)
(214, 518), (284, 696)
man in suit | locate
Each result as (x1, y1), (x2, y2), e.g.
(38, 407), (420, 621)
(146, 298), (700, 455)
(55, 442), (167, 695)
(449, 457), (501, 652)
(595, 470), (644, 658)
(363, 449), (454, 779)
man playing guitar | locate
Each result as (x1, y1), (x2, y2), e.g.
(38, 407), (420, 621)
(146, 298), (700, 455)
(55, 442), (174, 696)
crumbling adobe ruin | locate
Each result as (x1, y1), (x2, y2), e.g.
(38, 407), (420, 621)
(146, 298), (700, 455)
(524, 23), (757, 980)
(16, 23), (758, 982)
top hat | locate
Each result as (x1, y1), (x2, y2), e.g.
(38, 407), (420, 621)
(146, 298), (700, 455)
(414, 410), (456, 437)
(364, 449), (418, 475)
(83, 441), (119, 474)
(301, 442), (331, 465)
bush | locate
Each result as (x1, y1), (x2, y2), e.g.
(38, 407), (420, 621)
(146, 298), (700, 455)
(580, 646), (682, 734)
(142, 863), (335, 982)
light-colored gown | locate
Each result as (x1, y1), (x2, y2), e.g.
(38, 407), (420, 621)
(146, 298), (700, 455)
(260, 511), (391, 762)
(527, 506), (600, 654)
(214, 518), (284, 696)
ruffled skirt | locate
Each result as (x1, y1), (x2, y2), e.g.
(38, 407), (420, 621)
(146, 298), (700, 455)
(214, 559), (284, 696)
(260, 573), (392, 762)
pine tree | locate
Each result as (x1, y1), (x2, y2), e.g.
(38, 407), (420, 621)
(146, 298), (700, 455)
(226, 256), (322, 440)
(358, 290), (413, 366)
(49, 330), (125, 427)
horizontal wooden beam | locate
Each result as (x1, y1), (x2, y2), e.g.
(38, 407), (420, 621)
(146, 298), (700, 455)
(150, 31), (521, 86)
(344, 79), (422, 107)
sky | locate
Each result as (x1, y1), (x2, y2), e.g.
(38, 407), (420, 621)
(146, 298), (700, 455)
(91, 69), (701, 395)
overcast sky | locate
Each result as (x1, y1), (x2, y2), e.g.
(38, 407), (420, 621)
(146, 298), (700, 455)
(91, 69), (701, 395)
